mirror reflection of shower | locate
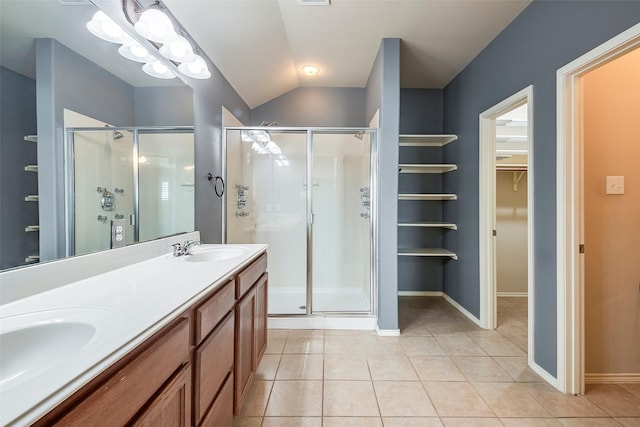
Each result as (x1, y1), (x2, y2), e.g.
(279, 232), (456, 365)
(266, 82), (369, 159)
(65, 109), (194, 257)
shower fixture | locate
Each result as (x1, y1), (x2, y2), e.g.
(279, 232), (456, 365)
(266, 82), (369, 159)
(113, 130), (124, 140)
(354, 131), (364, 140)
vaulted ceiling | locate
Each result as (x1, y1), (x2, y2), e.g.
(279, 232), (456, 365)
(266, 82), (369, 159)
(164, 0), (532, 108)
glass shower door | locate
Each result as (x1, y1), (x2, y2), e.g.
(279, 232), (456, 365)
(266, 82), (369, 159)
(311, 131), (372, 313)
(71, 129), (135, 256)
(226, 129), (308, 314)
(138, 130), (195, 242)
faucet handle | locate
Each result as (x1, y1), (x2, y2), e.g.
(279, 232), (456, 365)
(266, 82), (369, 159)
(171, 242), (183, 256)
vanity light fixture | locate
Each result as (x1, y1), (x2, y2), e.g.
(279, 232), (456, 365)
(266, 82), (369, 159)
(160, 35), (196, 63)
(86, 11), (129, 43)
(142, 59), (176, 79)
(134, 8), (177, 44)
(178, 55), (211, 79)
(118, 37), (156, 63)
(301, 65), (319, 76)
(87, 4), (212, 80)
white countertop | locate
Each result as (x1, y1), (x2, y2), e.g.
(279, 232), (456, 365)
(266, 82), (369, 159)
(0, 243), (267, 427)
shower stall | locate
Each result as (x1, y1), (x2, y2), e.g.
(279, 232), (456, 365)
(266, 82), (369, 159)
(65, 126), (194, 257)
(224, 127), (377, 324)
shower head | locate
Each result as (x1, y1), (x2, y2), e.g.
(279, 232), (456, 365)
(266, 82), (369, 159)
(354, 131), (364, 140)
(113, 130), (124, 140)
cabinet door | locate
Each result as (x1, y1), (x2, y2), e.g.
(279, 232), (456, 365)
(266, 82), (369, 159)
(234, 288), (256, 413)
(131, 365), (191, 427)
(254, 273), (268, 367)
(198, 373), (234, 427)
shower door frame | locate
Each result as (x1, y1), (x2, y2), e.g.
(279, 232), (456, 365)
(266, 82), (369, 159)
(222, 126), (378, 317)
(64, 126), (194, 257)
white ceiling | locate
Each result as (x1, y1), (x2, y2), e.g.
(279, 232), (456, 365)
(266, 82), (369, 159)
(164, 0), (532, 108)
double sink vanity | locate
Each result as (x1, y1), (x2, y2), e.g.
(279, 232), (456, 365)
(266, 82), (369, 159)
(0, 235), (268, 426)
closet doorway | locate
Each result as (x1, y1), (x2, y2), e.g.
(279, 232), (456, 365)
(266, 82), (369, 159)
(494, 103), (529, 354)
(479, 86), (534, 366)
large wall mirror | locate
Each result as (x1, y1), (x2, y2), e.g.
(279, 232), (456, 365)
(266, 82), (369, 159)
(0, 0), (195, 271)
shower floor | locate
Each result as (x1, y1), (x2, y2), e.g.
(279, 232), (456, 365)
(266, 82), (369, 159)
(269, 286), (371, 315)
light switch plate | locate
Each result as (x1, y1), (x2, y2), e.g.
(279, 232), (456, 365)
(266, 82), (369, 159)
(605, 176), (624, 195)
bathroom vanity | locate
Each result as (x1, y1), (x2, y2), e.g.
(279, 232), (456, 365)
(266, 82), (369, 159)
(0, 239), (267, 427)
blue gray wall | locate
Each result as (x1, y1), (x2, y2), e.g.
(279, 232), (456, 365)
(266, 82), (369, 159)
(35, 38), (135, 262)
(442, 0), (640, 377)
(186, 66), (251, 244)
(400, 89), (443, 135)
(251, 87), (366, 127)
(366, 38), (401, 331)
(134, 86), (194, 126)
(0, 67), (38, 269)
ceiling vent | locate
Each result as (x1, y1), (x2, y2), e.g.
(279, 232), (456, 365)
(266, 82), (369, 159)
(299, 0), (330, 5)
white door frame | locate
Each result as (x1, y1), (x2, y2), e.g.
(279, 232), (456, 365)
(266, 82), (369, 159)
(479, 86), (535, 365)
(556, 23), (640, 395)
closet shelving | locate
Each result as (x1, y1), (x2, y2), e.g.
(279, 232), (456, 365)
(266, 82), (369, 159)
(24, 134), (40, 264)
(398, 134), (458, 260)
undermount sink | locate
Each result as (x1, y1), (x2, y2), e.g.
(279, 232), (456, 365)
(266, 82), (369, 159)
(183, 245), (251, 263)
(0, 308), (114, 392)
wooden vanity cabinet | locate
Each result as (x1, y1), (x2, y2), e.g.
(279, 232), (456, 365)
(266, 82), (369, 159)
(35, 251), (267, 427)
(234, 253), (268, 413)
(35, 315), (191, 427)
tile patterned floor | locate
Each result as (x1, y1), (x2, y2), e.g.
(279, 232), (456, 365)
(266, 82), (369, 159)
(234, 296), (640, 427)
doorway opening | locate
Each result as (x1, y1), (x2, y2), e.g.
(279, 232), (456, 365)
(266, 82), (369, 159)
(479, 86), (536, 374)
(557, 23), (640, 395)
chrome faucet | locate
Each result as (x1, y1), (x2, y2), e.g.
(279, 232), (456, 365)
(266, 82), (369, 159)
(171, 240), (202, 257)
(183, 240), (202, 254)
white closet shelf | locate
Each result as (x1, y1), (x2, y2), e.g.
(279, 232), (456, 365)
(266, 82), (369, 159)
(399, 134), (458, 147)
(398, 222), (457, 230)
(398, 248), (458, 260)
(398, 164), (457, 174)
(398, 194), (457, 201)
(24, 135), (38, 143)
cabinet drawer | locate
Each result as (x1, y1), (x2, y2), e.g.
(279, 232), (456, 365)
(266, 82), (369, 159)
(236, 252), (267, 298)
(196, 279), (235, 345)
(132, 364), (191, 426)
(55, 316), (190, 426)
(194, 312), (234, 425)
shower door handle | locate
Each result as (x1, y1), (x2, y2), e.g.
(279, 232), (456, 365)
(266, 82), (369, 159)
(309, 213), (314, 225)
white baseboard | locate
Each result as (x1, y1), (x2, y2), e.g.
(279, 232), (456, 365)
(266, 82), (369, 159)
(497, 292), (528, 297)
(398, 291), (443, 297)
(585, 373), (640, 384)
(376, 327), (401, 336)
(441, 293), (482, 327)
